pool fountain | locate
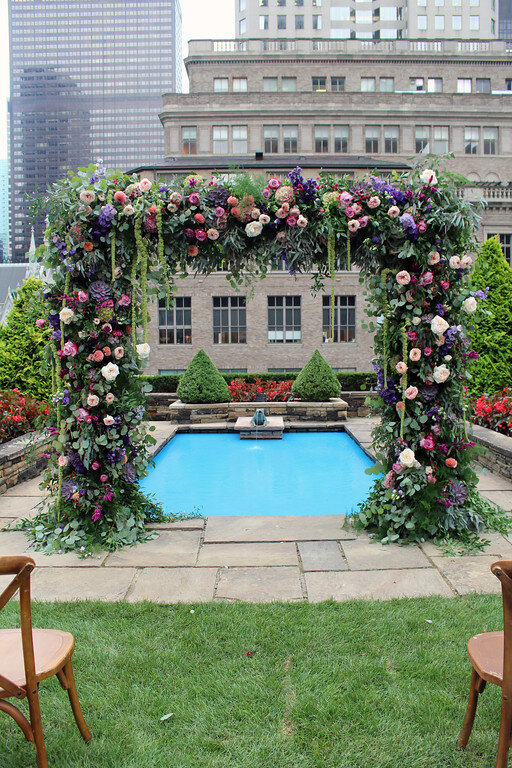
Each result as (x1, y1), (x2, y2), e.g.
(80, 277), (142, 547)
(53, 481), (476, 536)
(235, 408), (284, 439)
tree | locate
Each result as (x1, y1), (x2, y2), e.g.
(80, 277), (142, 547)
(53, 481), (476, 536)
(177, 349), (231, 403)
(291, 350), (341, 401)
(468, 236), (512, 397)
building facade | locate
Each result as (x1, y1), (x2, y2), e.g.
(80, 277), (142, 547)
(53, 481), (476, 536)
(0, 160), (9, 263)
(8, 0), (182, 261)
(235, 0), (499, 41)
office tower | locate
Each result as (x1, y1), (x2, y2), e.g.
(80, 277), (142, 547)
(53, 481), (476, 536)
(0, 160), (9, 263)
(8, 0), (182, 261)
(500, 0), (512, 37)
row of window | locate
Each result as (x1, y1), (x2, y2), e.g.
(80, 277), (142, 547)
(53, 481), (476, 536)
(254, 0), (484, 5)
(180, 124), (499, 156)
(249, 12), (486, 34)
(158, 296), (356, 346)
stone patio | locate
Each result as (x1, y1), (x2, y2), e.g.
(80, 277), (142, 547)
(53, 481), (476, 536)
(0, 419), (511, 604)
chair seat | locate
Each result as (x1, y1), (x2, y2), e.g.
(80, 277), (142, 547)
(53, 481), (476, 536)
(468, 631), (504, 686)
(0, 628), (74, 693)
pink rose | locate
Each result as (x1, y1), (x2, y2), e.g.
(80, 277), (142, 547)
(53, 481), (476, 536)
(344, 206), (355, 218)
(348, 219), (360, 233)
(114, 191), (127, 204)
(259, 214), (271, 225)
(118, 294), (131, 307)
(35, 318), (46, 328)
(409, 348), (421, 362)
(194, 213), (205, 224)
(105, 393), (115, 404)
(388, 206), (400, 218)
(428, 251), (440, 265)
(423, 347), (433, 357)
(100, 474), (108, 483)
(405, 290), (415, 303)
(396, 362), (408, 374)
(77, 290), (88, 303)
(268, 178), (280, 189)
(339, 191), (353, 206)
(57, 455), (68, 467)
(91, 461), (100, 471)
(418, 220), (427, 234)
(63, 341), (78, 357)
(188, 193), (200, 205)
(297, 216), (308, 227)
(358, 216), (369, 228)
(392, 462), (402, 473)
(445, 458), (458, 468)
(195, 229), (207, 241)
(214, 207), (225, 217)
(420, 435), (435, 451)
(404, 386), (418, 400)
(262, 188), (271, 199)
(406, 330), (419, 342)
(440, 280), (450, 290)
(420, 271), (433, 286)
(396, 271), (411, 286)
(114, 346), (124, 360)
(286, 216), (297, 227)
(368, 196), (381, 209)
(103, 415), (115, 426)
(102, 346), (111, 356)
(92, 350), (104, 362)
(170, 192), (182, 204)
(352, 203), (363, 215)
(77, 408), (89, 421)
(87, 394), (99, 407)
(184, 228), (195, 238)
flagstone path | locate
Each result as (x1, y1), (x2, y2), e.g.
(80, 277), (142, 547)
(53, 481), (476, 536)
(1, 419), (512, 603)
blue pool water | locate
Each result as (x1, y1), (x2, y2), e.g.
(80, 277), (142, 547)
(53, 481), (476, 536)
(140, 432), (375, 517)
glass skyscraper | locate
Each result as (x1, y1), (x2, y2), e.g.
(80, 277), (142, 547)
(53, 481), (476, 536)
(8, 0), (182, 261)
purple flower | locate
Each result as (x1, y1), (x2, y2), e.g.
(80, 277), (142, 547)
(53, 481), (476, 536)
(472, 287), (489, 301)
(124, 463), (136, 483)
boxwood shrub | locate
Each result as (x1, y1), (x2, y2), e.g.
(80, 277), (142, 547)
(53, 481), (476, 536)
(291, 350), (342, 402)
(142, 371), (376, 393)
(176, 349), (231, 404)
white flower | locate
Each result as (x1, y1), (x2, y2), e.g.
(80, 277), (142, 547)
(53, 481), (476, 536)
(449, 255), (461, 269)
(462, 296), (477, 313)
(139, 178), (152, 193)
(123, 205), (135, 216)
(412, 317), (421, 326)
(136, 343), (151, 359)
(431, 315), (449, 336)
(460, 254), (473, 268)
(420, 168), (438, 186)
(433, 364), (450, 384)
(101, 362), (120, 382)
(245, 221), (263, 238)
(59, 307), (75, 324)
(399, 448), (416, 468)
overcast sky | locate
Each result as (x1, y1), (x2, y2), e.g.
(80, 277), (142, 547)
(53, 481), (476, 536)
(0, 0), (235, 160)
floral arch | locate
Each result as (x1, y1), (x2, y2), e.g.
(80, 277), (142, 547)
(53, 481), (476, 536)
(32, 162), (496, 551)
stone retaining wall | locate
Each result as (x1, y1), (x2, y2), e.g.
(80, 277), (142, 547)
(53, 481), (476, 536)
(0, 432), (49, 494)
(470, 423), (512, 481)
(168, 398), (349, 424)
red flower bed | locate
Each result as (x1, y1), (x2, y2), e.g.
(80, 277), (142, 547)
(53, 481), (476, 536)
(0, 389), (50, 445)
(472, 388), (512, 438)
(229, 378), (293, 402)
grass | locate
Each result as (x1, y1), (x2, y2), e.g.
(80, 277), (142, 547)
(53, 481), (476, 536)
(0, 595), (507, 768)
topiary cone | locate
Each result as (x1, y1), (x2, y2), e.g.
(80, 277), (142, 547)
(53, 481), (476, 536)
(291, 350), (341, 402)
(177, 349), (231, 404)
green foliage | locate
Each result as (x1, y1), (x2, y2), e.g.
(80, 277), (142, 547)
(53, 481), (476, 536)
(176, 349), (231, 404)
(0, 277), (50, 400)
(143, 371), (377, 393)
(469, 236), (512, 396)
(291, 350), (342, 401)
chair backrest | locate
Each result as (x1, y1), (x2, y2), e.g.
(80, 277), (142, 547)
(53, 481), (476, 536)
(0, 555), (36, 700)
(492, 560), (512, 691)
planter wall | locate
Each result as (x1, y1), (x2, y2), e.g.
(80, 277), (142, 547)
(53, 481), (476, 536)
(471, 423), (512, 481)
(168, 398), (349, 424)
(0, 432), (50, 494)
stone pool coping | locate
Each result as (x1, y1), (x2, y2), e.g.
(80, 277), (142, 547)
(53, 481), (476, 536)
(0, 418), (512, 604)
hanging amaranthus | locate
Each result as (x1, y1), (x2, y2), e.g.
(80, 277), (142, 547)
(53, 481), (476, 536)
(400, 326), (408, 440)
(327, 231), (336, 342)
(381, 269), (391, 388)
(156, 206), (172, 310)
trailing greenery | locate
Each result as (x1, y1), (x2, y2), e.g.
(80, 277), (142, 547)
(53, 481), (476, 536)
(0, 277), (51, 400)
(468, 236), (512, 397)
(176, 349), (231, 404)
(292, 350), (342, 402)
(142, 371), (377, 393)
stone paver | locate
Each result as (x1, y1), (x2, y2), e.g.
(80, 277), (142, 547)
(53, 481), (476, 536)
(216, 566), (303, 602)
(204, 515), (352, 543)
(298, 541), (347, 571)
(476, 470), (512, 492)
(197, 542), (298, 567)
(341, 538), (432, 571)
(3, 477), (44, 497)
(0, 495), (41, 518)
(0, 530), (32, 555)
(0, 519), (17, 530)
(27, 551), (108, 567)
(104, 530), (202, 568)
(31, 567), (136, 601)
(147, 518), (205, 531)
(305, 568), (453, 602)
(127, 567), (218, 603)
(480, 490), (512, 511)
(431, 556), (502, 595)
(420, 532), (512, 559)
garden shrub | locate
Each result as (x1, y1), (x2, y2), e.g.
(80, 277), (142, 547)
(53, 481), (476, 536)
(469, 236), (512, 397)
(472, 387), (512, 437)
(0, 388), (49, 444)
(291, 350), (342, 401)
(176, 349), (231, 403)
(143, 371), (376, 393)
(229, 378), (293, 402)
(0, 277), (50, 400)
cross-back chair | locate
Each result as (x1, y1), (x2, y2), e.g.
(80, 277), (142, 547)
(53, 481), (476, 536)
(458, 559), (512, 768)
(0, 555), (91, 768)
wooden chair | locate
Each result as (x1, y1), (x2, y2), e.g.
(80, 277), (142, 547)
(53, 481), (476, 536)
(458, 559), (512, 768)
(0, 555), (91, 767)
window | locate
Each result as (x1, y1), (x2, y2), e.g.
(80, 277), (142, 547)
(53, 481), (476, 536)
(457, 78), (472, 93)
(355, 9), (372, 23)
(384, 125), (399, 153)
(452, 15), (462, 30)
(428, 78), (443, 93)
(213, 125), (228, 154)
(410, 77), (425, 91)
(181, 126), (197, 155)
(470, 15), (479, 30)
(361, 77), (376, 92)
(488, 234), (512, 266)
(282, 77), (297, 91)
(312, 76), (327, 91)
(264, 125), (279, 153)
(433, 126), (449, 153)
(380, 6), (397, 20)
(239, 18), (247, 34)
(379, 77), (394, 92)
(314, 125), (329, 152)
(331, 77), (345, 92)
(233, 78), (247, 93)
(365, 126), (379, 153)
(259, 14), (269, 29)
(239, 0), (246, 10)
(435, 14), (445, 30)
(334, 125), (349, 153)
(330, 6), (350, 20)
(415, 126), (430, 153)
(506, 78), (512, 91)
(465, 127), (479, 154)
(277, 14), (287, 29)
(491, 18), (495, 34)
(417, 15), (427, 30)
(214, 78), (228, 93)
(323, 296), (356, 343)
(295, 14), (304, 28)
(232, 125), (248, 153)
(268, 296), (301, 343)
(283, 125), (298, 153)
(476, 78), (491, 93)
(277, 0), (286, 5)
(312, 14), (322, 29)
(158, 297), (191, 345)
(484, 127), (498, 155)
(263, 77), (278, 92)
(213, 297), (246, 344)
(259, 0), (268, 5)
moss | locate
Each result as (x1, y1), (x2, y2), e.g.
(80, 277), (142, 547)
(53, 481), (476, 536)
(291, 350), (342, 402)
(176, 349), (231, 404)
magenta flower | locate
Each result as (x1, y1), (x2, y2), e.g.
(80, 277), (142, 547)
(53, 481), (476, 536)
(268, 178), (280, 189)
(214, 206), (225, 217)
(188, 193), (200, 205)
(286, 216), (297, 227)
(195, 229), (207, 241)
(117, 294), (131, 306)
(36, 318), (46, 328)
(92, 508), (102, 522)
(419, 435), (435, 451)
(344, 206), (355, 218)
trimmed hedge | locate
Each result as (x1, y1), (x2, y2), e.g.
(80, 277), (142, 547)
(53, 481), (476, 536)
(176, 349), (231, 404)
(142, 371), (376, 393)
(292, 350), (342, 401)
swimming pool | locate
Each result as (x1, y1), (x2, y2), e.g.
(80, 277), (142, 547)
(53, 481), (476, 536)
(140, 431), (376, 517)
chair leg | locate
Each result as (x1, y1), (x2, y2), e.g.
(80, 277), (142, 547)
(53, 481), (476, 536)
(61, 659), (92, 743)
(26, 686), (49, 768)
(495, 691), (512, 768)
(458, 668), (484, 749)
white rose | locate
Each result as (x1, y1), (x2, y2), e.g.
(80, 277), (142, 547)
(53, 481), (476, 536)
(136, 343), (151, 359)
(431, 315), (449, 336)
(101, 362), (120, 382)
(462, 296), (477, 313)
(59, 307), (75, 324)
(433, 364), (450, 384)
(245, 221), (263, 238)
(460, 255), (473, 268)
(399, 448), (416, 468)
(412, 317), (421, 326)
(420, 168), (438, 186)
(449, 255), (461, 269)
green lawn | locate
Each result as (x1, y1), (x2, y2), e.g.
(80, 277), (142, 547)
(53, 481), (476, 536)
(0, 596), (506, 768)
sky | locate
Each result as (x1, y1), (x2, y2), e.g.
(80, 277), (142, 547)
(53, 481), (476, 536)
(0, 0), (235, 160)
